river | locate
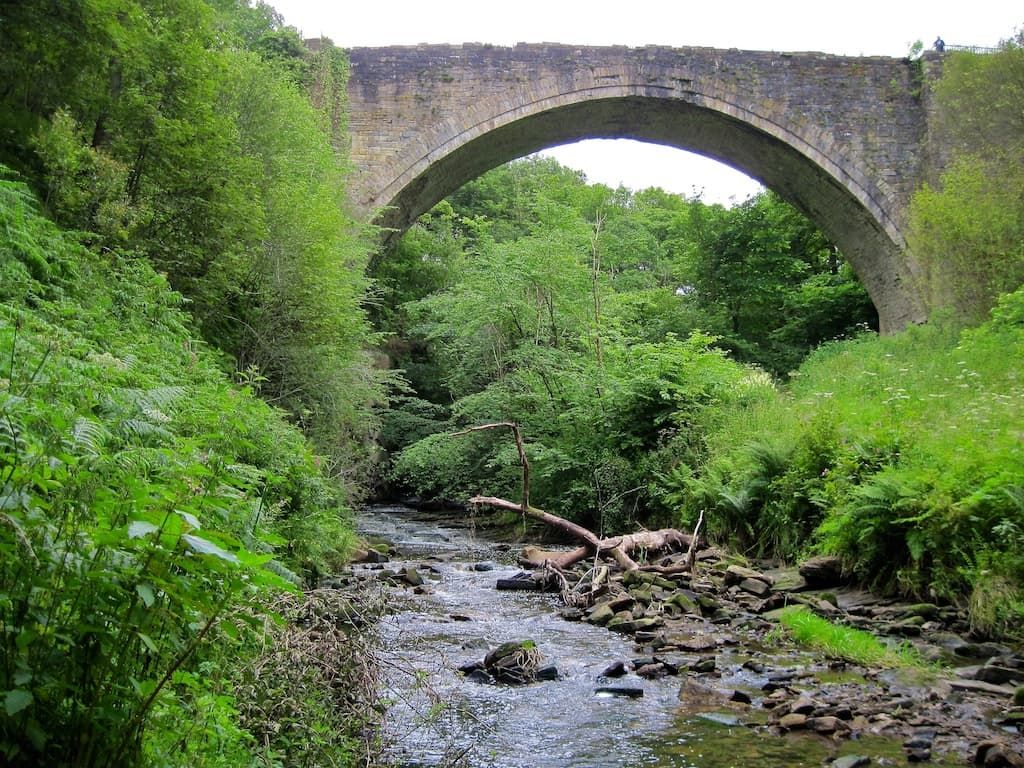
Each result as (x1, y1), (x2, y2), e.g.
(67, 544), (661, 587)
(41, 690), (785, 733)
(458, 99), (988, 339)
(357, 504), (965, 768)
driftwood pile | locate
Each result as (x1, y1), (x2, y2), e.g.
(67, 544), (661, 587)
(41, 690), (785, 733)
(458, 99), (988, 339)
(459, 421), (703, 577)
(469, 495), (699, 573)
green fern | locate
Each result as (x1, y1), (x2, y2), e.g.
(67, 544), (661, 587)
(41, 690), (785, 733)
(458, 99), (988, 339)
(113, 447), (165, 477)
(744, 438), (792, 479)
(119, 418), (174, 445)
(122, 385), (187, 412)
(70, 416), (110, 457)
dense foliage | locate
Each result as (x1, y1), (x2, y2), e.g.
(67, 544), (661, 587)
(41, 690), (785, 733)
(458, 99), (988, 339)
(677, 39), (1024, 638)
(675, 293), (1024, 637)
(0, 173), (370, 764)
(379, 158), (874, 531)
(910, 32), (1024, 321)
(1, 1), (381, 765)
(1, 0), (383, 473)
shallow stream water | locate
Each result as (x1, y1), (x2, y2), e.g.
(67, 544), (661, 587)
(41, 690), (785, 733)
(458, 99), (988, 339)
(358, 505), (959, 768)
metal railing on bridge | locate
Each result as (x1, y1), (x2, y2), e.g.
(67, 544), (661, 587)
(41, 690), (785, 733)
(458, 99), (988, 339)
(944, 44), (1002, 54)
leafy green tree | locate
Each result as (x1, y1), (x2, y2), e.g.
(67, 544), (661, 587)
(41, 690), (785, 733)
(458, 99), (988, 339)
(217, 50), (382, 472)
(447, 156), (589, 243)
(6, 1), (384, 480)
(685, 191), (875, 374)
(910, 35), (1024, 320)
(0, 0), (129, 175)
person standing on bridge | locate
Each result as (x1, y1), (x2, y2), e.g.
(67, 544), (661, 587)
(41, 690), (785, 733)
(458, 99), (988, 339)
(934, 36), (946, 52)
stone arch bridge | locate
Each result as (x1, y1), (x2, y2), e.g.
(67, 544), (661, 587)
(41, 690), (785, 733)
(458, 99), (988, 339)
(345, 44), (948, 332)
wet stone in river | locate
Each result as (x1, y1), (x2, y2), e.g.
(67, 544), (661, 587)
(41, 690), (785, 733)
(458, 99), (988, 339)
(830, 757), (871, 768)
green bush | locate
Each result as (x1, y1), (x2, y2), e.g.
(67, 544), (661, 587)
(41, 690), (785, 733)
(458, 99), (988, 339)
(390, 331), (752, 531)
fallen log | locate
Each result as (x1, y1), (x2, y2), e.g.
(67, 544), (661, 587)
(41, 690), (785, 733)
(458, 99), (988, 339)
(637, 562), (700, 576)
(519, 545), (590, 569)
(496, 577), (542, 591)
(471, 495), (601, 545)
(469, 495), (694, 571)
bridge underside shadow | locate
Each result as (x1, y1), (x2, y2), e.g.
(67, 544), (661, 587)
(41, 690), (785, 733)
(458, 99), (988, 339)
(372, 96), (923, 333)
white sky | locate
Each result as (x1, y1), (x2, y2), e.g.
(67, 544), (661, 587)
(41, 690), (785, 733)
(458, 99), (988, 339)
(269, 0), (1020, 205)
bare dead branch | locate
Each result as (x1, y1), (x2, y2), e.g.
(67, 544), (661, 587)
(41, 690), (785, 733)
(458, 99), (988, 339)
(685, 509), (705, 574)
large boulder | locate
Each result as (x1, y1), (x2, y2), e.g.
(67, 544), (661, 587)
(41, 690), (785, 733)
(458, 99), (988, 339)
(738, 577), (772, 598)
(483, 640), (546, 684)
(400, 566), (424, 586)
(798, 555), (846, 587)
(724, 564), (773, 587)
(586, 603), (616, 626)
(974, 740), (1024, 767)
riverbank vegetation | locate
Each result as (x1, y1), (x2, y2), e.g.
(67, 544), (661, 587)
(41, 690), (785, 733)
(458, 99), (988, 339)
(1, 174), (380, 764)
(775, 606), (931, 670)
(381, 163), (875, 534)
(1, 2), (1022, 763)
(1, 1), (381, 765)
(671, 37), (1024, 639)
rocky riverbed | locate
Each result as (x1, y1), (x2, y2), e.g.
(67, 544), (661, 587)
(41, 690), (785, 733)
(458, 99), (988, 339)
(345, 505), (1023, 767)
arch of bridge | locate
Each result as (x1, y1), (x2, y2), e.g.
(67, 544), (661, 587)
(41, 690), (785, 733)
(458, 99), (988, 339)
(346, 45), (942, 331)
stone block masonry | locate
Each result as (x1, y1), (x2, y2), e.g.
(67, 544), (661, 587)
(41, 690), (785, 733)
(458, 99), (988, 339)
(345, 44), (951, 333)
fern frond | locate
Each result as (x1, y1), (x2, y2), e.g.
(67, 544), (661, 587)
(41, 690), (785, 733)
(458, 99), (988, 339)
(71, 417), (110, 457)
(120, 418), (174, 445)
(744, 438), (792, 478)
(0, 392), (26, 414)
(0, 410), (27, 459)
(1002, 484), (1024, 513)
(114, 447), (164, 476)
(225, 463), (265, 487)
(719, 487), (757, 516)
(140, 406), (172, 425)
(124, 386), (186, 411)
(0, 509), (37, 563)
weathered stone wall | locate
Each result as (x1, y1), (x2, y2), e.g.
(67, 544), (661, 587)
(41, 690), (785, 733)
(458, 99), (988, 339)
(345, 44), (945, 332)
